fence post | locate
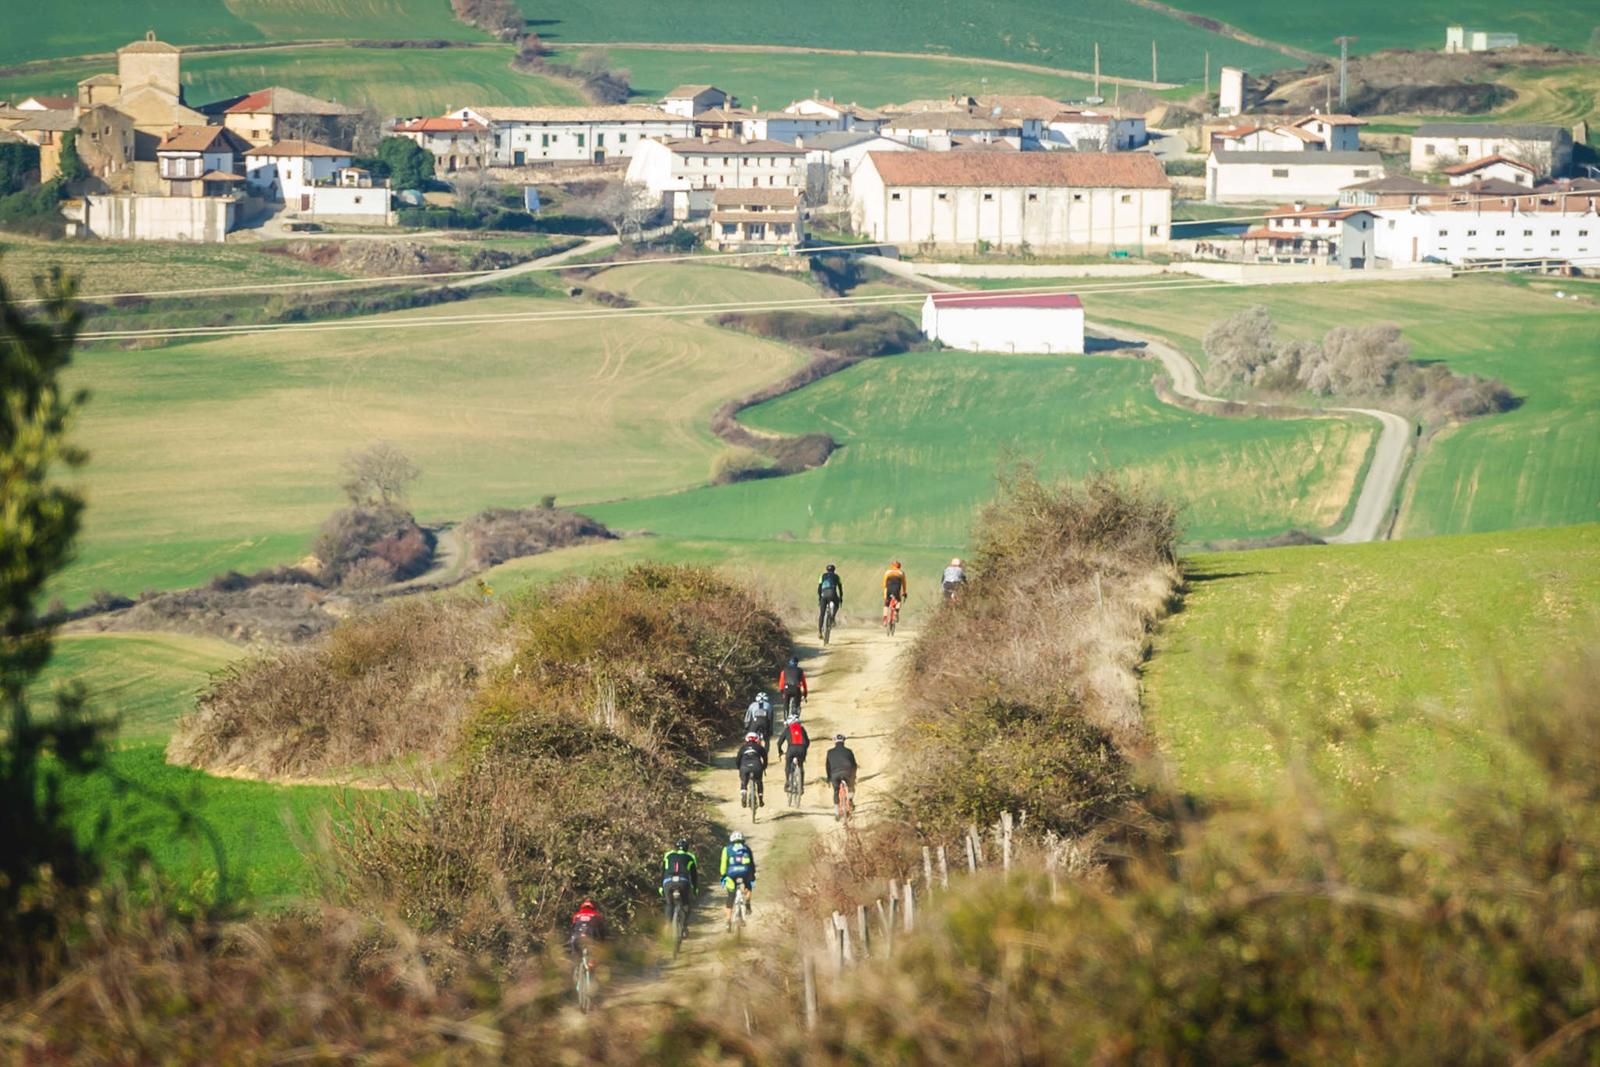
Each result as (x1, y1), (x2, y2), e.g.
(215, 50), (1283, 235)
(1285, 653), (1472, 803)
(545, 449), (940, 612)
(923, 846), (934, 892)
(1001, 811), (1014, 872)
(966, 828), (981, 872)
(837, 911), (855, 965)
(877, 898), (893, 957)
(803, 950), (818, 1030)
(938, 845), (950, 889)
(903, 880), (915, 933)
(856, 904), (870, 957)
(828, 914), (844, 972)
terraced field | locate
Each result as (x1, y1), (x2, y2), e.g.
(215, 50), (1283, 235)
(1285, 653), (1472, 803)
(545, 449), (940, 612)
(1, 235), (346, 298)
(1087, 275), (1600, 536)
(589, 349), (1375, 547)
(57, 290), (809, 605)
(1146, 523), (1600, 812)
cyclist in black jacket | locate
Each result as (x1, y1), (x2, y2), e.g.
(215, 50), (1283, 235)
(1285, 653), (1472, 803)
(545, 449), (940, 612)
(816, 564), (843, 639)
(825, 733), (858, 819)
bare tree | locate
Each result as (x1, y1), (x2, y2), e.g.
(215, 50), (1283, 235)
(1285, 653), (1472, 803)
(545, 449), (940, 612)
(451, 170), (499, 214)
(341, 442), (421, 508)
(572, 178), (659, 239)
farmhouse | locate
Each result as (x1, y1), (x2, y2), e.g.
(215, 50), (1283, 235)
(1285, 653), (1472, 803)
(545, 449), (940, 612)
(1212, 123), (1325, 153)
(1441, 153), (1537, 187)
(245, 139), (351, 204)
(74, 33), (207, 182)
(921, 291), (1085, 354)
(202, 87), (358, 148)
(1409, 123), (1573, 179)
(692, 105), (848, 144)
(1339, 174), (1455, 208)
(708, 187), (804, 250)
(800, 130), (917, 205)
(155, 125), (251, 198)
(851, 151), (1171, 254)
(661, 85), (731, 118)
(1206, 149), (1385, 202)
(1045, 107), (1147, 151)
(1369, 186), (1600, 267)
(625, 136), (805, 219)
(878, 110), (1021, 151)
(1237, 202), (1376, 268)
(783, 98), (886, 132)
(391, 115), (491, 173)
(448, 106), (692, 165)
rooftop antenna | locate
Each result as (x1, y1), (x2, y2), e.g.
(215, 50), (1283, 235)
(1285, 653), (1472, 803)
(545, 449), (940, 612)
(1333, 35), (1357, 109)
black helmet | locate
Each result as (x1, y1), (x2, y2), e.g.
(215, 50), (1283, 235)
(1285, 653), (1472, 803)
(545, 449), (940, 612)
(825, 563), (836, 572)
(787, 656), (799, 668)
(675, 837), (689, 851)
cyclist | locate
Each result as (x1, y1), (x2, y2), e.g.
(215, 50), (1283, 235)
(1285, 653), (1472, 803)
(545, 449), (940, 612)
(882, 560), (908, 625)
(942, 557), (966, 601)
(660, 838), (699, 922)
(568, 898), (605, 959)
(825, 733), (859, 821)
(737, 730), (768, 809)
(776, 711), (811, 795)
(720, 831), (757, 931)
(777, 656), (808, 719)
(744, 691), (774, 753)
(816, 563), (844, 639)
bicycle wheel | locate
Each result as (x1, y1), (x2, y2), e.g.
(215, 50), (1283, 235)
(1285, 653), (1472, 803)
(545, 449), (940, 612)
(887, 602), (897, 637)
(822, 602), (835, 645)
(575, 950), (594, 1012)
(672, 895), (689, 958)
(748, 782), (760, 823)
(733, 888), (748, 940)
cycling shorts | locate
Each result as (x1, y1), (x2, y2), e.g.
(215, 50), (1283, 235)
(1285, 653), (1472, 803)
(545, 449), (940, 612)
(723, 875), (753, 905)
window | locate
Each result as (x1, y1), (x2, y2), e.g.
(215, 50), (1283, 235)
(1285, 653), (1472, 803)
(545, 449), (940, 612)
(1425, 144), (1436, 156)
(1495, 229), (1505, 237)
(596, 133), (605, 146)
(1149, 224), (1159, 236)
(891, 192), (902, 201)
(1581, 230), (1591, 237)
(1272, 168), (1289, 178)
(1550, 230), (1560, 237)
(1458, 145), (1469, 156)
(742, 156), (751, 165)
(619, 133), (628, 143)
(1072, 193), (1083, 202)
(353, 196), (362, 204)
(1523, 229), (1533, 237)
(1026, 192), (1038, 202)
(1353, 169), (1371, 178)
(1466, 229), (1476, 236)
(576, 135), (585, 148)
(721, 223), (737, 235)
(1439, 229), (1448, 237)
(1120, 193), (1131, 203)
(723, 156), (730, 165)
(937, 192), (948, 200)
(541, 134), (550, 147)
(982, 192), (994, 202)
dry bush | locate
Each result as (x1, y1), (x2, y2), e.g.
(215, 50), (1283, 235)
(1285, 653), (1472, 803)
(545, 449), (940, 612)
(93, 582), (342, 644)
(314, 505), (433, 586)
(169, 597), (504, 778)
(715, 308), (921, 357)
(896, 467), (1179, 840)
(459, 505), (614, 568)
(711, 446), (778, 484)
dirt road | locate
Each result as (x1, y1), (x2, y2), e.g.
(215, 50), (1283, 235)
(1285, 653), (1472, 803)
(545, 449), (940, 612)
(664, 626), (909, 973)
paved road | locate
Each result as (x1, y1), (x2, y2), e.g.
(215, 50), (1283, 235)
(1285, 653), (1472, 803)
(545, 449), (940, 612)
(1095, 323), (1410, 544)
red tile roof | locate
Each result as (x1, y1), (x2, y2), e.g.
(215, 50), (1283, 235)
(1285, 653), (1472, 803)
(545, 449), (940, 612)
(157, 125), (252, 153)
(20, 95), (75, 111)
(930, 291), (1083, 310)
(864, 151), (1169, 189)
(245, 139), (351, 158)
(223, 87), (357, 116)
(1441, 153), (1536, 176)
(393, 116), (487, 133)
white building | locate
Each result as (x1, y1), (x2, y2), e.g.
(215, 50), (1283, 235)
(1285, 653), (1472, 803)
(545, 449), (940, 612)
(661, 85), (731, 118)
(155, 125), (251, 199)
(1370, 187), (1600, 266)
(625, 136), (806, 219)
(921, 291), (1085, 354)
(1445, 26), (1519, 52)
(1213, 123), (1325, 153)
(305, 166), (392, 223)
(1044, 108), (1147, 151)
(708, 187), (804, 249)
(878, 110), (1021, 151)
(1410, 123), (1573, 178)
(783, 98), (886, 132)
(1206, 149), (1384, 202)
(1442, 154), (1537, 187)
(1235, 202), (1377, 269)
(391, 115), (492, 173)
(1293, 113), (1364, 152)
(800, 130), (917, 204)
(448, 106), (693, 165)
(1219, 67), (1248, 116)
(82, 193), (237, 242)
(244, 139), (351, 204)
(851, 151), (1172, 254)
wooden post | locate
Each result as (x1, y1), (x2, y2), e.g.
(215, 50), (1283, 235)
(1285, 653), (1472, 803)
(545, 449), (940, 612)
(828, 913), (844, 972)
(838, 911), (855, 965)
(857, 904), (870, 957)
(966, 832), (979, 872)
(803, 951), (818, 1030)
(888, 879), (900, 953)
(903, 880), (915, 933)
(938, 845), (950, 889)
(1002, 811), (1014, 872)
(877, 898), (893, 956)
(923, 846), (934, 891)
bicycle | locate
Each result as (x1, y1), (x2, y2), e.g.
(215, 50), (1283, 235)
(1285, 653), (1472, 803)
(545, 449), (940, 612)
(786, 758), (805, 808)
(820, 599), (837, 645)
(667, 885), (691, 958)
(833, 778), (854, 823)
(746, 778), (762, 823)
(784, 691), (803, 720)
(573, 944), (596, 1012)
(731, 882), (751, 939)
(884, 595), (901, 636)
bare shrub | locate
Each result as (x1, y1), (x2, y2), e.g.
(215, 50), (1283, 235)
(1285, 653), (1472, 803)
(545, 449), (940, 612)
(449, 0), (523, 38)
(716, 308), (922, 357)
(314, 506), (432, 586)
(340, 442), (420, 508)
(340, 556), (397, 590)
(169, 597), (503, 778)
(711, 446), (777, 484)
(458, 505), (613, 568)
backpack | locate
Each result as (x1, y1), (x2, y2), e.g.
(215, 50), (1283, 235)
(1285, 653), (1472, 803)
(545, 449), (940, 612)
(788, 720), (808, 747)
(725, 845), (752, 877)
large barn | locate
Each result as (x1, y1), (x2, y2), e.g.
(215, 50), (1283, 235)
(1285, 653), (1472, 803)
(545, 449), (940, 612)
(920, 291), (1085, 354)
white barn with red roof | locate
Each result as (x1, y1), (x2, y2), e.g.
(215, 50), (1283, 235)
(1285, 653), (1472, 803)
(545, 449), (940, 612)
(921, 291), (1085, 355)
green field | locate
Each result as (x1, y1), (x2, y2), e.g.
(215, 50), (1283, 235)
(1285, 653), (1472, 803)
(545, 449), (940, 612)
(588, 349), (1374, 547)
(574, 46), (1095, 110)
(0, 44), (581, 117)
(1085, 275), (1600, 536)
(1146, 524), (1600, 810)
(58, 281), (811, 605)
(2, 235), (345, 299)
(33, 633), (240, 745)
(589, 261), (819, 307)
(0, 0), (484, 66)
(531, 0), (1286, 82)
(1164, 0), (1597, 54)
(1360, 63), (1600, 139)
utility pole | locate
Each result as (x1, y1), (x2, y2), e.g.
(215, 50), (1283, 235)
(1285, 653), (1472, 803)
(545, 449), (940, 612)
(1094, 42), (1101, 98)
(1151, 39), (1158, 84)
(1333, 35), (1357, 109)
(1203, 51), (1210, 107)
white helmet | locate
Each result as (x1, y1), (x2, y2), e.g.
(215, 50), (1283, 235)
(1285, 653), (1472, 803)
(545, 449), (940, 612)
(729, 831), (744, 843)
(756, 692), (770, 706)
(951, 557), (963, 567)
(784, 713), (799, 724)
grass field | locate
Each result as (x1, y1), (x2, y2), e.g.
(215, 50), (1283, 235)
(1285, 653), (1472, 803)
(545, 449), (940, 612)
(571, 46), (1096, 110)
(1, 0), (484, 66)
(57, 285), (809, 605)
(1145, 524), (1600, 811)
(588, 349), (1374, 547)
(587, 261), (819, 307)
(530, 0), (1287, 82)
(0, 44), (581, 117)
(1085, 275), (1600, 536)
(1164, 0), (1595, 54)
(1, 235), (347, 299)
(1360, 64), (1600, 138)
(33, 633), (240, 744)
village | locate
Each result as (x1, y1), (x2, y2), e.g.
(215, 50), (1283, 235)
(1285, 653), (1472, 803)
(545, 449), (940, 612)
(1, 27), (1594, 281)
